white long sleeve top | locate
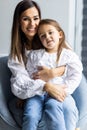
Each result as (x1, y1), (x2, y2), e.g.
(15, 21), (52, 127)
(8, 48), (83, 99)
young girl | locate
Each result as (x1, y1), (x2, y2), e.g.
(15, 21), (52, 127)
(25, 19), (83, 130)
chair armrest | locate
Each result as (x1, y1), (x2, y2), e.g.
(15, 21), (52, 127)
(0, 56), (18, 128)
(72, 74), (87, 118)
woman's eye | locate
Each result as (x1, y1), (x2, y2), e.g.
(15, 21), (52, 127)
(22, 17), (29, 21)
(34, 17), (40, 21)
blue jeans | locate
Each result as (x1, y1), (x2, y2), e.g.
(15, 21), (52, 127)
(22, 94), (78, 130)
(63, 95), (78, 130)
(22, 95), (44, 130)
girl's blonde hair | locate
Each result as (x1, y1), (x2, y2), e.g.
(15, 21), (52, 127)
(38, 19), (72, 61)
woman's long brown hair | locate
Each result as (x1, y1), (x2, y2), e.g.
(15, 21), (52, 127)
(10, 0), (42, 63)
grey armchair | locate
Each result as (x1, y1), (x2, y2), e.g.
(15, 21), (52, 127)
(0, 56), (87, 130)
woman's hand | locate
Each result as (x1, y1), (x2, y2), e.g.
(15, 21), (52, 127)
(33, 65), (65, 82)
(33, 66), (52, 81)
(44, 83), (67, 102)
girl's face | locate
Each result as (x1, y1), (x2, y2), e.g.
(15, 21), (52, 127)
(20, 7), (40, 41)
(38, 24), (62, 53)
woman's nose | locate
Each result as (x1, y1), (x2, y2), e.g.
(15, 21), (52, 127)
(30, 19), (35, 26)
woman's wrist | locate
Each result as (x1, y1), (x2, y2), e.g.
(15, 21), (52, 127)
(43, 82), (54, 93)
(49, 68), (60, 78)
(43, 83), (50, 92)
(51, 66), (65, 78)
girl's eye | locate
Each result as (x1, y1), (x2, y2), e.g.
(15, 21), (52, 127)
(40, 34), (46, 39)
(49, 31), (53, 35)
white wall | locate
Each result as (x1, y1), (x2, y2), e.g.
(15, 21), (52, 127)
(0, 0), (21, 56)
(0, 0), (75, 56)
(75, 0), (83, 59)
(35, 0), (69, 37)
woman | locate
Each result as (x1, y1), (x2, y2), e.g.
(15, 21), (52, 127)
(8, 0), (79, 130)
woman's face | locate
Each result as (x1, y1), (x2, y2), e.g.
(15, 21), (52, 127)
(20, 7), (40, 41)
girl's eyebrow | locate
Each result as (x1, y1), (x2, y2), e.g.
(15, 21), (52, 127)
(38, 29), (53, 35)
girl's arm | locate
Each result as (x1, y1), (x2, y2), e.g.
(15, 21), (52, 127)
(64, 51), (83, 95)
(41, 50), (83, 100)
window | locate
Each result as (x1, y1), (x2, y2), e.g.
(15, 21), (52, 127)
(82, 0), (87, 78)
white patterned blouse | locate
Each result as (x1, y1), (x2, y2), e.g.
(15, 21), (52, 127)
(8, 48), (83, 99)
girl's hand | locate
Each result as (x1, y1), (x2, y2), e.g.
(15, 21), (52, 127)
(33, 65), (65, 82)
(44, 83), (67, 102)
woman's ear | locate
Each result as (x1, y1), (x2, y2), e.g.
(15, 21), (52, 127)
(59, 31), (63, 38)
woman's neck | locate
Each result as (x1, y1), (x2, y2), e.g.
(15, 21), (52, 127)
(25, 41), (32, 50)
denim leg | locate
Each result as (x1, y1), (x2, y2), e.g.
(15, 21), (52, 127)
(37, 112), (47, 130)
(22, 95), (44, 130)
(44, 97), (66, 130)
(63, 95), (79, 130)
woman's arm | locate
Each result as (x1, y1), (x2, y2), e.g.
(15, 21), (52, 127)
(8, 56), (46, 99)
(8, 57), (66, 101)
(51, 65), (65, 77)
(44, 83), (67, 102)
(33, 65), (65, 81)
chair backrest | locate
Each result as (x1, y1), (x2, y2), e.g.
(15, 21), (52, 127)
(0, 56), (87, 122)
(0, 56), (14, 102)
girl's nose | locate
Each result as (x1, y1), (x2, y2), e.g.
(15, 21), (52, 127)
(46, 33), (50, 39)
